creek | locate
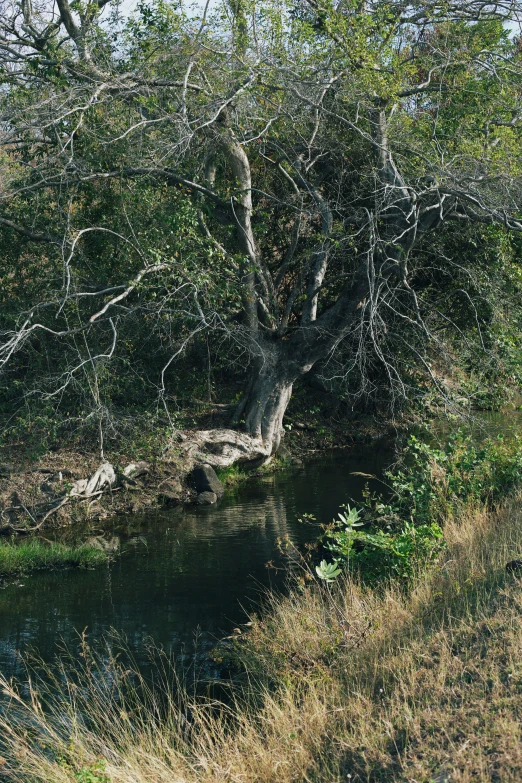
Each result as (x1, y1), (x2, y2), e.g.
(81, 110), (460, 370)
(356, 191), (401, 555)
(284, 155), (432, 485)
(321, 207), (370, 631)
(1, 407), (520, 682)
(0, 443), (393, 681)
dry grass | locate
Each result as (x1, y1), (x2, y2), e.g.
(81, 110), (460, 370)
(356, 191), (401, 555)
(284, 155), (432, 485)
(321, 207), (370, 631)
(2, 497), (522, 782)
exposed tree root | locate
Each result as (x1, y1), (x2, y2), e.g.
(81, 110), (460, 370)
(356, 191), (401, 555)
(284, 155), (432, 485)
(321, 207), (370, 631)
(0, 428), (279, 533)
(179, 428), (275, 468)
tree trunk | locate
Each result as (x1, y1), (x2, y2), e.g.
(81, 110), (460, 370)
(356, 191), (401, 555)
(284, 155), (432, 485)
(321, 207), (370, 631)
(241, 358), (294, 455)
(181, 345), (304, 468)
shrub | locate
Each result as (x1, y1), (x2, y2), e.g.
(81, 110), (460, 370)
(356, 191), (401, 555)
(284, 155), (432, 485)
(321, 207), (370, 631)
(318, 430), (522, 583)
(319, 505), (445, 583)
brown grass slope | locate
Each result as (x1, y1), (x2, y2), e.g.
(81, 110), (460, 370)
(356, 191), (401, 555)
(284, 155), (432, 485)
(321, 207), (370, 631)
(2, 497), (522, 782)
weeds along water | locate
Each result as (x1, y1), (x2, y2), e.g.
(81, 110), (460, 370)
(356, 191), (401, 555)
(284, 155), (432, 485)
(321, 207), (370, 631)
(0, 446), (393, 682)
(2, 496), (522, 781)
(2, 434), (522, 781)
(0, 539), (107, 577)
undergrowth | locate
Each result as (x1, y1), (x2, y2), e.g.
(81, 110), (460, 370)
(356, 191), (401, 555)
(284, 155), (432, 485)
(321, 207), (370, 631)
(2, 497), (522, 781)
(2, 432), (522, 781)
(317, 429), (522, 583)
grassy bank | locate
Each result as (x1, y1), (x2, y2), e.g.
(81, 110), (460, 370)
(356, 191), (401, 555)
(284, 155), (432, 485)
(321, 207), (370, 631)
(1, 491), (522, 781)
(0, 539), (107, 576)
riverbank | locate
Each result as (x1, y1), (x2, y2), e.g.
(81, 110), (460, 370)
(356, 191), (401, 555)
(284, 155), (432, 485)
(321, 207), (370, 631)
(2, 488), (522, 781)
(0, 404), (397, 533)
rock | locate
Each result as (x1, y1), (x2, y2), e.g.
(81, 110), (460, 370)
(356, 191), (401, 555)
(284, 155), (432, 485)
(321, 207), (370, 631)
(196, 491), (217, 505)
(123, 461), (150, 479)
(506, 559), (522, 573)
(190, 464), (224, 496)
(158, 479), (183, 506)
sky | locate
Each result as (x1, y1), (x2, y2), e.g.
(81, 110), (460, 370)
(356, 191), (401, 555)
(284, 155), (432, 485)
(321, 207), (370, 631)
(107, 0), (521, 37)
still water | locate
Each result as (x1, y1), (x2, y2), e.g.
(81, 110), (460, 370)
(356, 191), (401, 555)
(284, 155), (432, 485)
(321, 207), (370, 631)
(0, 444), (393, 679)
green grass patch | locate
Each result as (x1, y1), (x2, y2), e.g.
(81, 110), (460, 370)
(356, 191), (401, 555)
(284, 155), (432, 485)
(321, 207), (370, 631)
(215, 462), (250, 488)
(0, 539), (107, 576)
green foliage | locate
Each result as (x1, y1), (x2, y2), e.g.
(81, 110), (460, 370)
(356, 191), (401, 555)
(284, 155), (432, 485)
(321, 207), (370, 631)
(75, 761), (109, 783)
(321, 504), (444, 583)
(382, 431), (522, 525)
(0, 0), (521, 442)
(319, 430), (522, 583)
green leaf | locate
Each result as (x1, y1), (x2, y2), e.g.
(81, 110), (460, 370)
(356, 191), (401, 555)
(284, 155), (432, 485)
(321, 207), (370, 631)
(315, 560), (342, 583)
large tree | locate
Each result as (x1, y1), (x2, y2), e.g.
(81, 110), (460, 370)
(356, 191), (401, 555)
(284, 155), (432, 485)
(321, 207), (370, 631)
(0, 0), (521, 463)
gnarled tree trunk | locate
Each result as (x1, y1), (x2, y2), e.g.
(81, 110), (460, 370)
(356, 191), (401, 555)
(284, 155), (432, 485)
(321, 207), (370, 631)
(181, 263), (372, 468)
(240, 357), (295, 455)
(181, 345), (303, 467)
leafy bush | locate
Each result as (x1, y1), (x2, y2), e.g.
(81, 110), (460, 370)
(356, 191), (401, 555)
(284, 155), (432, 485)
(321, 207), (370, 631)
(383, 430), (522, 524)
(317, 430), (522, 583)
(318, 505), (445, 583)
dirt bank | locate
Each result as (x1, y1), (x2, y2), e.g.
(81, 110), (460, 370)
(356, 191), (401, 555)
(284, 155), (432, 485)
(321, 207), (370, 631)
(0, 411), (400, 534)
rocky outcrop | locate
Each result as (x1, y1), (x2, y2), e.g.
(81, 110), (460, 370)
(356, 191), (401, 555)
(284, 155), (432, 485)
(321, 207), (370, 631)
(190, 464), (224, 497)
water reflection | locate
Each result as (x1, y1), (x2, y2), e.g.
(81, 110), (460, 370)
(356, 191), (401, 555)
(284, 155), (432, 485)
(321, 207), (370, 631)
(0, 445), (393, 679)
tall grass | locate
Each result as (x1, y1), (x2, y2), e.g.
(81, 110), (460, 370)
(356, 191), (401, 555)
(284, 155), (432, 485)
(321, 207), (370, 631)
(0, 539), (107, 576)
(2, 494), (522, 781)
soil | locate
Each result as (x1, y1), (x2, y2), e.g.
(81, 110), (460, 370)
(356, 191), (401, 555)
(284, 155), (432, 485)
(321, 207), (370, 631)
(0, 409), (403, 535)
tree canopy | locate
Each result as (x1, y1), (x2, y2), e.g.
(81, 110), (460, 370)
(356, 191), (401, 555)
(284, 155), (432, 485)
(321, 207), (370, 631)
(0, 0), (521, 461)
